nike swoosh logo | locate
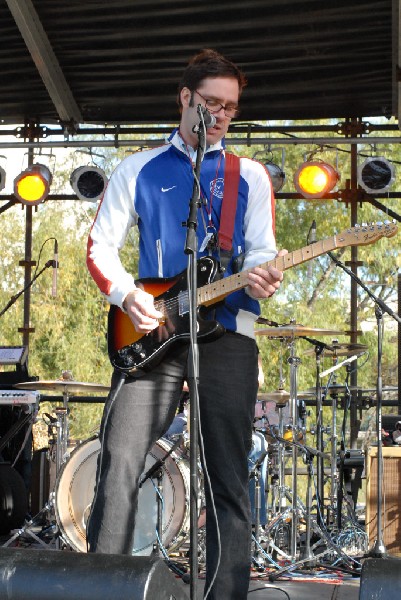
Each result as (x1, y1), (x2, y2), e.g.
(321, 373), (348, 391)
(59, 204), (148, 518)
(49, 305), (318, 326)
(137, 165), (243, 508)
(161, 186), (177, 192)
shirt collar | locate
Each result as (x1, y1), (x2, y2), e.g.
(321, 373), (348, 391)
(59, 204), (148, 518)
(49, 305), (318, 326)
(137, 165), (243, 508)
(168, 128), (225, 161)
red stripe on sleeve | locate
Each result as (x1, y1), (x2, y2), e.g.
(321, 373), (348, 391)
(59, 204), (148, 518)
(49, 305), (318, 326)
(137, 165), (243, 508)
(86, 237), (112, 296)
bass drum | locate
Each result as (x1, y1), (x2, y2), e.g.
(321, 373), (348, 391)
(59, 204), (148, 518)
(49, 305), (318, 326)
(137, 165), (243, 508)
(55, 436), (191, 555)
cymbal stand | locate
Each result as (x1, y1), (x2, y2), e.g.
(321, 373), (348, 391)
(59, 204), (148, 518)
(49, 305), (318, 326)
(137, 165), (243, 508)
(269, 440), (329, 580)
(271, 339), (288, 515)
(54, 393), (71, 476)
(318, 353), (360, 530)
(287, 337), (301, 559)
(328, 388), (339, 528)
(313, 344), (325, 527)
(321, 355), (341, 529)
(276, 403), (288, 513)
(46, 391), (72, 549)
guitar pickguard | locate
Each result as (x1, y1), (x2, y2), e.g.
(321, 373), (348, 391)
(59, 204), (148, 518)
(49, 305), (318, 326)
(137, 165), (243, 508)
(108, 256), (224, 373)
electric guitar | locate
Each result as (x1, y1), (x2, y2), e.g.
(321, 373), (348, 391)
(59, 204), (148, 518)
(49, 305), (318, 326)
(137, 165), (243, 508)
(107, 221), (398, 373)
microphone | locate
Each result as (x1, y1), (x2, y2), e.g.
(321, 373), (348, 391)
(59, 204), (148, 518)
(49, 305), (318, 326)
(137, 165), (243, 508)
(192, 106), (216, 133)
(309, 219), (317, 244)
(52, 240), (58, 297)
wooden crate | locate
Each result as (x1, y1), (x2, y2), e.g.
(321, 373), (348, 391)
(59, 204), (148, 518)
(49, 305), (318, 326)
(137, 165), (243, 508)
(366, 446), (401, 555)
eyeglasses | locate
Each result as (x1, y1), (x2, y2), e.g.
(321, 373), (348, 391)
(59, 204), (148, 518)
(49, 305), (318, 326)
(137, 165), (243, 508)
(195, 90), (240, 119)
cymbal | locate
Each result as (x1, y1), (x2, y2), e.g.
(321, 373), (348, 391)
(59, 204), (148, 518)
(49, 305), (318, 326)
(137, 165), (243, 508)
(14, 380), (110, 394)
(257, 389), (290, 404)
(255, 324), (344, 338)
(303, 384), (361, 397)
(303, 343), (368, 357)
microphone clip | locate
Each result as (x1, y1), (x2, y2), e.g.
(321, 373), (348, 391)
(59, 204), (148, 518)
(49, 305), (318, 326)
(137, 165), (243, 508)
(192, 105), (216, 133)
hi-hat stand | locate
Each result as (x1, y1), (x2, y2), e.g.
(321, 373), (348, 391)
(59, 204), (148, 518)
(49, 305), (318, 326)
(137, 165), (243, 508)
(287, 336), (302, 559)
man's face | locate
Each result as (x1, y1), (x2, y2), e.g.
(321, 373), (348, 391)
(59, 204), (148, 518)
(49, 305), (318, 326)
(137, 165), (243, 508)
(180, 76), (240, 148)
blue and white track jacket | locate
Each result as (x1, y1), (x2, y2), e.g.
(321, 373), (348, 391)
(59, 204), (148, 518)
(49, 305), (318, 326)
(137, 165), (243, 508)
(87, 130), (277, 339)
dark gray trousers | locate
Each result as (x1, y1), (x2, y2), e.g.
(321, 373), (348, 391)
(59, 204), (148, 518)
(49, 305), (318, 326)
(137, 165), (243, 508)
(87, 332), (259, 600)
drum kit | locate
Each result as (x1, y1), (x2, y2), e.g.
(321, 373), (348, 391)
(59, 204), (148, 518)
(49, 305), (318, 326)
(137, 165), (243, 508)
(3, 372), (196, 559)
(3, 323), (370, 572)
(251, 321), (370, 571)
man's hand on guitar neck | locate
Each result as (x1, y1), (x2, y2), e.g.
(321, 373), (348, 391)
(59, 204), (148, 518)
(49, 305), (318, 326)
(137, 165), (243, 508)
(123, 287), (163, 333)
(246, 249), (288, 300)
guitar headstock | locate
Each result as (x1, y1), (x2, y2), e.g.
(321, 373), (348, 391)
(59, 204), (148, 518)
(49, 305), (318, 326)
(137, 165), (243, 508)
(336, 221), (398, 247)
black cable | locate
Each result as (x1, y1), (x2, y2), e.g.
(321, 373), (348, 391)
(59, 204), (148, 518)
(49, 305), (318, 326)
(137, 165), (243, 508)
(248, 585), (291, 599)
(32, 236), (57, 278)
(315, 562), (361, 576)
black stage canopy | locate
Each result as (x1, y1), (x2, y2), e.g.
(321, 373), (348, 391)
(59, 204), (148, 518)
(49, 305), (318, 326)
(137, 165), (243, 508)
(0, 0), (399, 127)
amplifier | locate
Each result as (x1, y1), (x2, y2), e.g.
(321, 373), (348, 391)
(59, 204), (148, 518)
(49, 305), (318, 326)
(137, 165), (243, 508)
(366, 446), (401, 555)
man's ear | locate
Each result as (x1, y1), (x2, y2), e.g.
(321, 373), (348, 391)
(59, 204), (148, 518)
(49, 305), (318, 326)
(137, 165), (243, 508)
(181, 87), (193, 108)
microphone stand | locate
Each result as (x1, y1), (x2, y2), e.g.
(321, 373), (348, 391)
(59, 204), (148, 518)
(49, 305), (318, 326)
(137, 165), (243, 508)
(183, 106), (206, 600)
(138, 436), (183, 557)
(0, 259), (55, 319)
(327, 251), (401, 557)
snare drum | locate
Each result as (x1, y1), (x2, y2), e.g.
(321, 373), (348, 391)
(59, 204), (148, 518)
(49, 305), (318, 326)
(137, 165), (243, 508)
(55, 436), (192, 555)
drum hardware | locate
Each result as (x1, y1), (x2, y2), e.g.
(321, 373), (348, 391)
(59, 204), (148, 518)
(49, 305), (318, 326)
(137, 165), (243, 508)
(4, 374), (108, 550)
(275, 404), (289, 514)
(257, 389), (290, 404)
(318, 354), (364, 530)
(287, 345), (302, 559)
(249, 448), (268, 566)
(266, 439), (362, 580)
(55, 436), (194, 555)
(254, 330), (369, 568)
(303, 342), (368, 358)
(336, 449), (365, 534)
(16, 374), (109, 480)
(14, 376), (110, 395)
(1, 401), (75, 549)
(262, 508), (293, 561)
(139, 435), (183, 557)
(302, 336), (355, 525)
(255, 323), (344, 338)
(279, 440), (326, 572)
(258, 326), (306, 559)
(326, 248), (401, 559)
(1, 498), (57, 549)
(306, 340), (335, 528)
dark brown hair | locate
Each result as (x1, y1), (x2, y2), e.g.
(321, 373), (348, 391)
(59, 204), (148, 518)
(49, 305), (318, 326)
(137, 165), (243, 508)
(177, 48), (247, 109)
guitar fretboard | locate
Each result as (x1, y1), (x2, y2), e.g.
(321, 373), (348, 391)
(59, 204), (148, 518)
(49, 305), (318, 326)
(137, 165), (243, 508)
(198, 236), (338, 306)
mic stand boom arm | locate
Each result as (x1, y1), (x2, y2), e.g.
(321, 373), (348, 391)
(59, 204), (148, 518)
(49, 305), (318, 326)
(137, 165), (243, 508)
(327, 251), (401, 326)
(327, 251), (401, 557)
(0, 259), (55, 319)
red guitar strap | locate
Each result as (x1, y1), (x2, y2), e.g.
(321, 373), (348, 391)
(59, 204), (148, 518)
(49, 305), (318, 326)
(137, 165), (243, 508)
(218, 152), (240, 258)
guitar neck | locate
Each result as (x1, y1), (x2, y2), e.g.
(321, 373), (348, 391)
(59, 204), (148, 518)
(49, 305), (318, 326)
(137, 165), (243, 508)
(198, 236), (338, 307)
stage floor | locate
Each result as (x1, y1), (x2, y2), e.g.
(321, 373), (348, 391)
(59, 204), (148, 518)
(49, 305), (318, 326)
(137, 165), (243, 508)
(177, 574), (361, 599)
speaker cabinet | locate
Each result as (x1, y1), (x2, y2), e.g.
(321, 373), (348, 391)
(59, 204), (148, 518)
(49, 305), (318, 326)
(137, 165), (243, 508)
(360, 557), (401, 600)
(366, 446), (401, 555)
(0, 548), (188, 600)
